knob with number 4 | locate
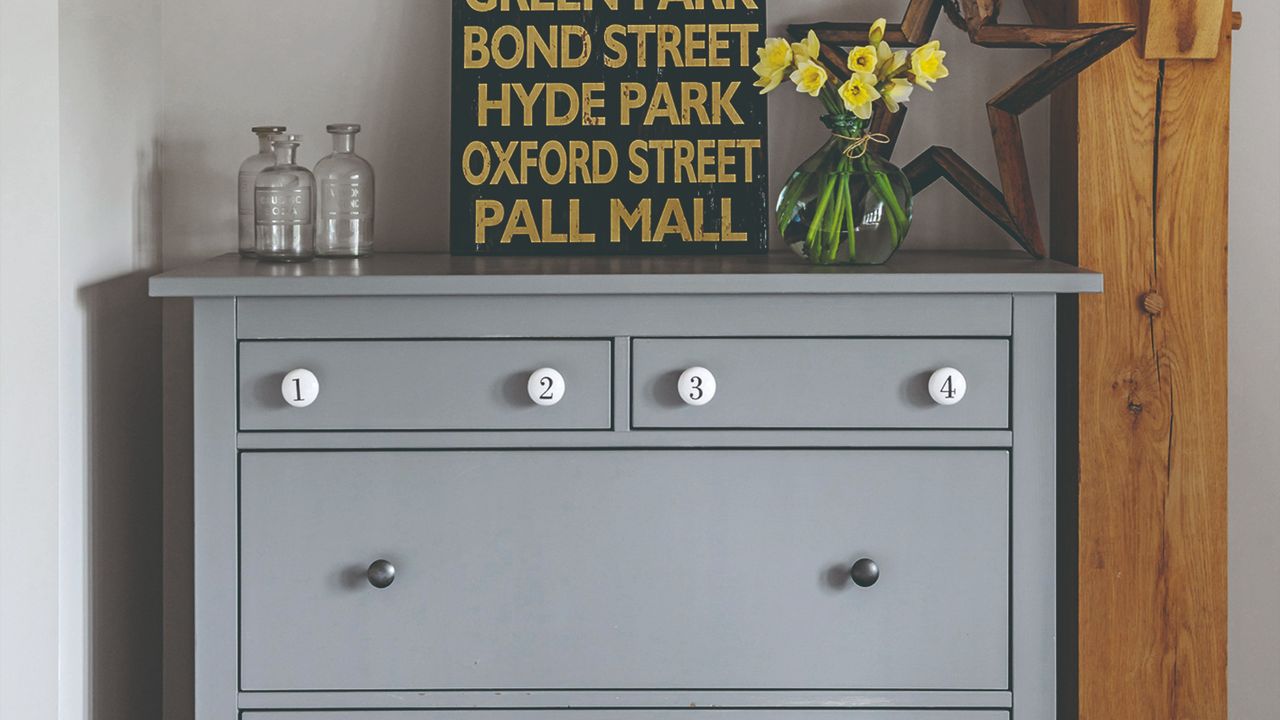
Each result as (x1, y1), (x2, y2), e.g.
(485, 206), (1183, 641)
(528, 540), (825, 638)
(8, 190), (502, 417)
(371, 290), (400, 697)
(928, 367), (967, 406)
(282, 368), (319, 408)
(528, 368), (565, 406)
(678, 367), (716, 406)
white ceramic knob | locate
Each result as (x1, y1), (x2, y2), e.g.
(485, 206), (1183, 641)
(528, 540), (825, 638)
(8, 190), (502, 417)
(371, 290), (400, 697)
(282, 369), (319, 408)
(928, 367), (967, 406)
(528, 368), (566, 406)
(678, 367), (717, 406)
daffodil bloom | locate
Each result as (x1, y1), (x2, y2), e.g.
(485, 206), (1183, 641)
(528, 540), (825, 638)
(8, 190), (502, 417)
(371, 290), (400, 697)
(874, 42), (907, 79)
(838, 72), (881, 119)
(848, 45), (879, 75)
(910, 40), (949, 90)
(753, 37), (795, 94)
(791, 30), (821, 64)
(789, 60), (828, 97)
(869, 18), (887, 45)
(753, 65), (785, 94)
(880, 77), (914, 112)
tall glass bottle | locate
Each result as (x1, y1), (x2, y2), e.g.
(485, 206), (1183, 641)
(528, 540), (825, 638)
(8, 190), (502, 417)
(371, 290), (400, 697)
(254, 134), (315, 262)
(239, 126), (287, 256)
(314, 124), (375, 257)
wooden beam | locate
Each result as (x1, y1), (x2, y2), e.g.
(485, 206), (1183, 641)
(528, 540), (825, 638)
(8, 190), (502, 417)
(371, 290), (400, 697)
(1053, 0), (1230, 717)
(1138, 0), (1229, 59)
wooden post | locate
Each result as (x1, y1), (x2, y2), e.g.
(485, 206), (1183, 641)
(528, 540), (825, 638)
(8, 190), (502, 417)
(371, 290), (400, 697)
(1052, 1), (1232, 718)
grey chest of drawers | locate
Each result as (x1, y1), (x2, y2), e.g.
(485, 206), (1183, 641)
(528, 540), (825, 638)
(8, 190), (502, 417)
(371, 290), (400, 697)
(151, 251), (1102, 720)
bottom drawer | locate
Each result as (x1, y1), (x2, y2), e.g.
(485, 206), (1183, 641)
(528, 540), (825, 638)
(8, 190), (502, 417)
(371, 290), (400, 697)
(241, 707), (998, 712)
(245, 714), (1007, 720)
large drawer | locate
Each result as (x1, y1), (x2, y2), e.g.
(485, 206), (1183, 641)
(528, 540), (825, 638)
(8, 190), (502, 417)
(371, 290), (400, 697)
(240, 450), (1010, 691)
(632, 338), (1009, 429)
(239, 340), (612, 431)
(244, 707), (1003, 712)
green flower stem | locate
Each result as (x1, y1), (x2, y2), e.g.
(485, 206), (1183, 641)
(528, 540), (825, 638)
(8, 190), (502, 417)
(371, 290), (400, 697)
(806, 172), (839, 260)
(842, 171), (857, 261)
(862, 155), (909, 247)
(825, 173), (847, 263)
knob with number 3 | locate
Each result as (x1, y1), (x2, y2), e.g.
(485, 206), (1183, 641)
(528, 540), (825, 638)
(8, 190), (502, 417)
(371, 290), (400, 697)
(928, 367), (967, 406)
(678, 367), (716, 406)
(528, 368), (565, 406)
(282, 369), (319, 408)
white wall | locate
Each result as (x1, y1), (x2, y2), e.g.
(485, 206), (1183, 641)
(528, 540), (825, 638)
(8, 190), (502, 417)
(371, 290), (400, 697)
(1228, 1), (1280, 717)
(2, 1), (163, 719)
(1, 1), (63, 719)
(58, 0), (164, 717)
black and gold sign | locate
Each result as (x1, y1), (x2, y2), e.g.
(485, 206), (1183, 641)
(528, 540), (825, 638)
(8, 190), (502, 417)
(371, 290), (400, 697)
(451, 0), (768, 255)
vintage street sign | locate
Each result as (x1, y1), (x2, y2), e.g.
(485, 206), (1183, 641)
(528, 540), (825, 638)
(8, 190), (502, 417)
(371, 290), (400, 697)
(451, 0), (768, 255)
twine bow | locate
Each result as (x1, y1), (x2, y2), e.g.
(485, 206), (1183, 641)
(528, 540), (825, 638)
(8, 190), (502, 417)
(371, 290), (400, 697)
(834, 132), (892, 159)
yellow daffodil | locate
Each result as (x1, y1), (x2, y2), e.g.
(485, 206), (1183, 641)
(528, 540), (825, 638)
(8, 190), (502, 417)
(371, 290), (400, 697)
(869, 18), (887, 45)
(838, 72), (881, 119)
(791, 30), (821, 64)
(753, 37), (795, 94)
(910, 40), (950, 90)
(877, 43), (908, 79)
(789, 60), (828, 97)
(880, 77), (914, 112)
(754, 65), (785, 94)
(848, 45), (879, 76)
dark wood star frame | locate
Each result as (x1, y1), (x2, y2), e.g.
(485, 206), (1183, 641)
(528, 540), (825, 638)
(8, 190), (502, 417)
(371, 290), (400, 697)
(789, 0), (1135, 258)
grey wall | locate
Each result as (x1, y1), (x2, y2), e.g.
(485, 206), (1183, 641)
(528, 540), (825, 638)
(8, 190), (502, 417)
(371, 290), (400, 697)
(159, 0), (1047, 267)
(1228, 1), (1280, 717)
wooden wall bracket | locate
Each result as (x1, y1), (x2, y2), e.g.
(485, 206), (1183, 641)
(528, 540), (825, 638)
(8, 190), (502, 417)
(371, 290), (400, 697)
(789, 0), (1134, 258)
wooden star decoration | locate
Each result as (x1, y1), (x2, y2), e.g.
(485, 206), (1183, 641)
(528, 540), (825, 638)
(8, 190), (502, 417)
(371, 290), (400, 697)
(789, 0), (1135, 258)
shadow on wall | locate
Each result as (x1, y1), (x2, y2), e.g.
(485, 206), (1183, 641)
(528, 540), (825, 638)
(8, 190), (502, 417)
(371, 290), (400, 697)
(78, 272), (164, 720)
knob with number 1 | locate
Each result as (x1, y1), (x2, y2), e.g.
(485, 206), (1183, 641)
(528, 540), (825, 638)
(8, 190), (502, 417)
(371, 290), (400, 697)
(282, 369), (319, 408)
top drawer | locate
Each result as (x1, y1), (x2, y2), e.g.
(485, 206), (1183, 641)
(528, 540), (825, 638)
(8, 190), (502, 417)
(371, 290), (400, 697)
(239, 340), (612, 431)
(632, 338), (1009, 429)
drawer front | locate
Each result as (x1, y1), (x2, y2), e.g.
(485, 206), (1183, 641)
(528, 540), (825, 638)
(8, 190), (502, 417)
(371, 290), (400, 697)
(238, 707), (998, 712)
(632, 338), (1009, 429)
(240, 450), (1010, 691)
(239, 340), (612, 431)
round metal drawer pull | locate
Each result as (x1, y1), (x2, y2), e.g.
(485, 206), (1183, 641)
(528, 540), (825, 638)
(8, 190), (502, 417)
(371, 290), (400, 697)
(528, 368), (566, 406)
(678, 367), (717, 406)
(366, 559), (396, 589)
(928, 367), (967, 406)
(849, 558), (880, 588)
(282, 368), (320, 408)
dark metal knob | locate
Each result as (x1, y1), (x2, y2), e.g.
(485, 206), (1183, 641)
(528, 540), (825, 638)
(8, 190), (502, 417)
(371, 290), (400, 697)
(849, 558), (880, 588)
(367, 559), (396, 589)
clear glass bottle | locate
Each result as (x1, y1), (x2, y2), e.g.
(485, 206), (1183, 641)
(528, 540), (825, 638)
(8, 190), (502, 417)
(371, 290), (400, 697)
(238, 126), (287, 256)
(314, 124), (375, 257)
(254, 134), (315, 262)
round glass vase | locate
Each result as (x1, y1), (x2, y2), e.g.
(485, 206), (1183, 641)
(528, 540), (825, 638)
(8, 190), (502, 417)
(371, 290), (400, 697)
(777, 116), (913, 266)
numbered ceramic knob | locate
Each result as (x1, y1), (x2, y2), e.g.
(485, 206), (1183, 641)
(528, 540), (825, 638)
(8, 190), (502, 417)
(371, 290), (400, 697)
(678, 367), (717, 407)
(528, 368), (565, 406)
(281, 369), (319, 408)
(928, 367), (967, 406)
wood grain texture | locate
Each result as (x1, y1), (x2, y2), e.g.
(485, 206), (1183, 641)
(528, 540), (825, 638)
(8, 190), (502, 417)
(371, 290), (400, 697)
(1053, 0), (1230, 717)
(1138, 0), (1229, 59)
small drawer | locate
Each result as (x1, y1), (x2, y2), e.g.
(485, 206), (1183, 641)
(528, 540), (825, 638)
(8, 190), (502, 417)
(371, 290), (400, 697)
(239, 340), (612, 431)
(632, 338), (1009, 429)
